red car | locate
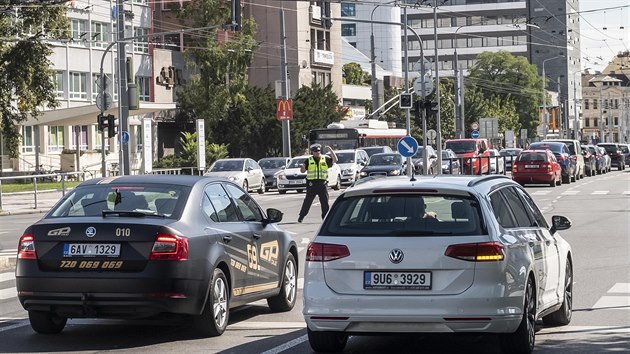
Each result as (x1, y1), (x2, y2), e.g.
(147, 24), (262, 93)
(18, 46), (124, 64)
(512, 150), (562, 187)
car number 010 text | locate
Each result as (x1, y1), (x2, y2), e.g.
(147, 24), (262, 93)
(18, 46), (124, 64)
(116, 228), (131, 237)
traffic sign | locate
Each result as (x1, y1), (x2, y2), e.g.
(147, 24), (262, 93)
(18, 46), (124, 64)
(426, 129), (437, 139)
(397, 136), (419, 158)
(471, 130), (480, 139)
(413, 76), (434, 97)
(121, 131), (130, 144)
(471, 122), (479, 130)
(95, 92), (112, 111)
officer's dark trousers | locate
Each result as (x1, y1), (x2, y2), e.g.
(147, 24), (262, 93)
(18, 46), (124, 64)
(298, 180), (329, 220)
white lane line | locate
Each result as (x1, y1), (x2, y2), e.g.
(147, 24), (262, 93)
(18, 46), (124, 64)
(531, 191), (551, 195)
(0, 287), (17, 300)
(592, 296), (630, 310)
(230, 321), (306, 330)
(561, 190), (580, 195)
(301, 238), (310, 244)
(591, 191), (609, 195)
(608, 283), (630, 293)
(260, 334), (308, 354)
(623, 191), (630, 195)
(0, 272), (15, 282)
(538, 325), (630, 334)
(0, 320), (29, 333)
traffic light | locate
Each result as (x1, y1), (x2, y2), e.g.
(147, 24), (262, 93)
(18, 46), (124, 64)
(399, 93), (413, 109)
(107, 114), (117, 137)
(424, 99), (438, 117)
(97, 114), (108, 131)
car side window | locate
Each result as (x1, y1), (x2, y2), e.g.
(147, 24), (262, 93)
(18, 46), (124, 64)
(204, 183), (239, 222)
(500, 187), (535, 227)
(489, 191), (517, 228)
(202, 192), (219, 222)
(224, 184), (264, 222)
(515, 188), (549, 229)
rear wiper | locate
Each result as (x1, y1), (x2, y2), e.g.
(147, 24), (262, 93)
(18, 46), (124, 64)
(388, 230), (453, 236)
(102, 210), (166, 218)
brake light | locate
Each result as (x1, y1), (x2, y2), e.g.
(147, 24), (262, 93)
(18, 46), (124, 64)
(512, 164), (518, 173)
(17, 234), (37, 260)
(445, 242), (504, 262)
(150, 233), (189, 260)
(572, 155), (577, 161)
(544, 163), (552, 172)
(557, 155), (567, 161)
(306, 242), (350, 262)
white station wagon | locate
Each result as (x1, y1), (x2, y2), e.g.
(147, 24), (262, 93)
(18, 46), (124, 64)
(303, 175), (573, 353)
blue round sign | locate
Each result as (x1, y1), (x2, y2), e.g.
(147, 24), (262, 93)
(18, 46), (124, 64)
(121, 131), (130, 144)
(397, 136), (419, 158)
(471, 130), (480, 139)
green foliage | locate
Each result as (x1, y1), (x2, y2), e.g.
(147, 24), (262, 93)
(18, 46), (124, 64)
(290, 84), (347, 156)
(154, 132), (229, 168)
(0, 4), (69, 157)
(343, 63), (370, 86)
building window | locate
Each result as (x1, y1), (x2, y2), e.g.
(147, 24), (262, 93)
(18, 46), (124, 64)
(348, 42), (356, 47)
(69, 72), (87, 100)
(341, 24), (356, 37)
(594, 118), (598, 127)
(71, 19), (88, 43)
(585, 118), (590, 127)
(136, 76), (150, 101)
(71, 125), (88, 150)
(133, 0), (148, 4)
(54, 71), (64, 98)
(614, 117), (619, 126)
(614, 99), (618, 109)
(341, 3), (355, 17)
(593, 99), (598, 109)
(604, 99), (608, 109)
(48, 126), (64, 153)
(22, 126), (34, 153)
(134, 27), (149, 53)
(91, 22), (109, 48)
(584, 99), (589, 110)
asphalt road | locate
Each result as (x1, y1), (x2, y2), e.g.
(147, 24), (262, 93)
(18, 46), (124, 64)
(0, 171), (629, 353)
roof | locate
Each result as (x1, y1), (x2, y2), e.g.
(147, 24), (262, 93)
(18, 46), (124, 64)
(78, 174), (210, 187)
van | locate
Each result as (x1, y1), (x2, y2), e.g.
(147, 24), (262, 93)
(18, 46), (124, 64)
(444, 138), (490, 174)
(543, 139), (585, 179)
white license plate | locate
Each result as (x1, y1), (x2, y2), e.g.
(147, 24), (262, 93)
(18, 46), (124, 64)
(525, 165), (540, 168)
(63, 243), (121, 258)
(364, 271), (432, 290)
(289, 179), (305, 184)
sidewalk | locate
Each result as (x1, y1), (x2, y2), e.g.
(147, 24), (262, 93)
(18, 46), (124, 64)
(0, 190), (64, 216)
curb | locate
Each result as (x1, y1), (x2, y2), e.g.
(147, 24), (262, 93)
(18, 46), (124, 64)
(0, 209), (49, 217)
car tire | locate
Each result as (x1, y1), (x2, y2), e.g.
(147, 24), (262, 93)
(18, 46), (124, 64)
(242, 180), (249, 192)
(549, 179), (555, 187)
(332, 175), (341, 191)
(278, 190), (287, 195)
(267, 253), (298, 312)
(562, 175), (570, 184)
(570, 172), (576, 182)
(192, 268), (229, 337)
(501, 277), (536, 354)
(307, 328), (348, 353)
(557, 175), (562, 186)
(28, 311), (67, 334)
(297, 189), (304, 193)
(257, 178), (265, 194)
(543, 261), (573, 327)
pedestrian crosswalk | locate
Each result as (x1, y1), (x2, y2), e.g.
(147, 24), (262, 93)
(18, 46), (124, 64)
(531, 190), (630, 196)
(592, 283), (630, 310)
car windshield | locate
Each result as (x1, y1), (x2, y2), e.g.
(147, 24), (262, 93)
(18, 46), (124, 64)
(529, 143), (561, 153)
(445, 141), (476, 154)
(259, 158), (286, 169)
(288, 157), (306, 168)
(368, 154), (401, 166)
(500, 149), (521, 156)
(49, 184), (189, 218)
(620, 145), (629, 153)
(321, 194), (483, 236)
(600, 145), (617, 153)
(441, 151), (453, 158)
(210, 160), (244, 172)
(362, 147), (390, 157)
(336, 152), (355, 164)
(518, 153), (547, 162)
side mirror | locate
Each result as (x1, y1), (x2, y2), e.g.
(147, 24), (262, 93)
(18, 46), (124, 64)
(550, 215), (571, 234)
(265, 208), (283, 224)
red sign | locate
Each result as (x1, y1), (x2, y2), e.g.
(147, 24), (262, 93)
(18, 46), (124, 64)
(277, 99), (293, 121)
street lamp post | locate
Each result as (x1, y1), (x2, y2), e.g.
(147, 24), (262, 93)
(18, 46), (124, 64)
(572, 68), (589, 140)
(542, 55), (563, 140)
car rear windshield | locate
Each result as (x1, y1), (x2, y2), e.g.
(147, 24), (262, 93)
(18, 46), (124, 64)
(529, 143), (561, 153)
(259, 159), (286, 169)
(321, 194), (484, 237)
(368, 154), (401, 166)
(48, 184), (190, 218)
(600, 145), (617, 153)
(210, 160), (243, 172)
(445, 141), (476, 154)
(517, 153), (547, 162)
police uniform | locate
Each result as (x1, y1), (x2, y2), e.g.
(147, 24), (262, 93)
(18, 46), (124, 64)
(298, 147), (334, 222)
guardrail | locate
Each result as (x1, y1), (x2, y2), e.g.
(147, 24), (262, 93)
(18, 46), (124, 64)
(0, 171), (85, 211)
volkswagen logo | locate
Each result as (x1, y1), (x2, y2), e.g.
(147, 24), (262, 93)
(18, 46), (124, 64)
(389, 249), (404, 264)
(85, 226), (97, 238)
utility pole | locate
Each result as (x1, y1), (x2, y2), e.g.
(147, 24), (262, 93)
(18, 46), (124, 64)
(433, 0), (442, 173)
(279, 7), (291, 157)
(402, 6), (412, 177)
(116, 0), (130, 175)
(573, 75), (579, 140)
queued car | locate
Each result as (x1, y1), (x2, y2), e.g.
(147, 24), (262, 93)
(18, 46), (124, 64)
(580, 145), (597, 177)
(258, 157), (291, 192)
(335, 149), (369, 185)
(361, 145), (394, 158)
(15, 175), (299, 336)
(444, 138), (490, 174)
(512, 150), (562, 187)
(205, 158), (265, 194)
(441, 149), (461, 174)
(528, 142), (576, 184)
(276, 155), (341, 194)
(303, 175), (573, 353)
(597, 143), (626, 170)
(586, 145), (611, 174)
(618, 143), (630, 166)
(358, 152), (406, 179)
(412, 145), (439, 174)
(543, 139), (585, 180)
(499, 148), (523, 171)
(487, 148), (505, 174)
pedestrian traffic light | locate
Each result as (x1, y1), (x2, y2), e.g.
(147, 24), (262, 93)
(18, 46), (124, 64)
(97, 114), (108, 131)
(107, 114), (117, 137)
(399, 93), (413, 109)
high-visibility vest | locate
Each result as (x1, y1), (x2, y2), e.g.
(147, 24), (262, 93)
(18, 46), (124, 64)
(306, 156), (328, 181)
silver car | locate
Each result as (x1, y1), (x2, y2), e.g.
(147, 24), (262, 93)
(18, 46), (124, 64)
(204, 158), (265, 194)
(303, 175), (573, 353)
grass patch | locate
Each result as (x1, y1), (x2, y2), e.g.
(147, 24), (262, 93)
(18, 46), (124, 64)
(0, 181), (82, 193)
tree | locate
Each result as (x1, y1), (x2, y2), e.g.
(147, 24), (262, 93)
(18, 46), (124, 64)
(466, 51), (542, 138)
(290, 84), (347, 156)
(343, 63), (370, 86)
(0, 3), (69, 157)
(154, 132), (228, 169)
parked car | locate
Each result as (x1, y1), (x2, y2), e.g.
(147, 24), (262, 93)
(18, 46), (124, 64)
(361, 146), (394, 158)
(580, 145), (596, 177)
(15, 175), (298, 336)
(276, 155), (341, 194)
(597, 143), (626, 170)
(412, 146), (439, 174)
(444, 138), (490, 174)
(359, 153), (406, 179)
(544, 139), (585, 179)
(499, 148), (523, 171)
(335, 149), (369, 185)
(528, 142), (576, 184)
(303, 175), (573, 353)
(618, 143), (630, 166)
(512, 149), (562, 187)
(441, 149), (460, 174)
(258, 157), (291, 191)
(205, 158), (265, 194)
(586, 145), (611, 174)
(487, 148), (505, 174)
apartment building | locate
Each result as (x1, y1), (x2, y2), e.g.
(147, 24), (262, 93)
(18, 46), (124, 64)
(581, 73), (630, 143)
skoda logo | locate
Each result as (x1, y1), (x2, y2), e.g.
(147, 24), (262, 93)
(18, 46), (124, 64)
(389, 249), (404, 264)
(85, 227), (97, 238)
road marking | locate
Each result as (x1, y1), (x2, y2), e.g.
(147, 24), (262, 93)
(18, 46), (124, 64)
(538, 325), (630, 334)
(591, 191), (609, 195)
(301, 238), (310, 244)
(0, 320), (29, 333)
(608, 283), (630, 293)
(0, 287), (17, 300)
(0, 272), (15, 282)
(561, 190), (580, 195)
(623, 191), (630, 195)
(531, 191), (551, 195)
(260, 334), (308, 354)
(230, 321), (306, 330)
(592, 296), (630, 310)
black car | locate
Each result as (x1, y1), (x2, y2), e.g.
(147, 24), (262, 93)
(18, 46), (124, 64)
(499, 148), (523, 171)
(528, 142), (576, 183)
(441, 149), (461, 174)
(598, 143), (626, 170)
(412, 146), (439, 174)
(359, 153), (406, 178)
(258, 157), (291, 191)
(16, 175), (298, 336)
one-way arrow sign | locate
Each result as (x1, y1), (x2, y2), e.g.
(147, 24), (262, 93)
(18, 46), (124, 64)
(397, 136), (419, 158)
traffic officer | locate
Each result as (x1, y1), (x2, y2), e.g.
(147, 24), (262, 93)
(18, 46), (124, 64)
(297, 144), (337, 223)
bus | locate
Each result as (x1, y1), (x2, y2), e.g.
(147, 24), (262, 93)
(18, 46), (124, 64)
(308, 120), (407, 151)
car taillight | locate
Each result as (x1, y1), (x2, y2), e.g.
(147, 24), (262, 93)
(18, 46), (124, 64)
(18, 234), (37, 260)
(445, 242), (504, 262)
(557, 155), (567, 161)
(572, 155), (577, 161)
(544, 163), (552, 172)
(306, 242), (350, 262)
(512, 164), (518, 173)
(150, 233), (189, 260)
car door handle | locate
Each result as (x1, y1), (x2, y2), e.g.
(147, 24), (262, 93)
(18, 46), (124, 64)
(253, 233), (262, 240)
(222, 235), (232, 242)
(528, 241), (536, 247)
(545, 240), (552, 246)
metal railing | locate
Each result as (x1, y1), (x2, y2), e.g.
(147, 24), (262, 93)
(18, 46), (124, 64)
(0, 171), (86, 211)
